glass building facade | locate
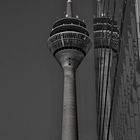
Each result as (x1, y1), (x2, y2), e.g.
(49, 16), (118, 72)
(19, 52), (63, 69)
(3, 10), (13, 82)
(110, 0), (140, 139)
(94, 0), (140, 139)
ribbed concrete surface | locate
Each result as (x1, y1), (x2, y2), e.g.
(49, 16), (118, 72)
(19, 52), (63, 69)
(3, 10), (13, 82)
(62, 66), (78, 140)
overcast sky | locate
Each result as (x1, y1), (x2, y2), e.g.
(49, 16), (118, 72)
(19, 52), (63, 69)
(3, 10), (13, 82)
(0, 0), (98, 140)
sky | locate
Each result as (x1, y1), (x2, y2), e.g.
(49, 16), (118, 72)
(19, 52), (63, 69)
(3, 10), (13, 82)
(0, 0), (98, 140)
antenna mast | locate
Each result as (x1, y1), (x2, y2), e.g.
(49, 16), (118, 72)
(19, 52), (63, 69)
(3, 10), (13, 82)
(66, 0), (73, 17)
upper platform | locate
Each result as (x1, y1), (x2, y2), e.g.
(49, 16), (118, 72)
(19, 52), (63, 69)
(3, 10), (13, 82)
(53, 18), (86, 28)
(48, 17), (92, 56)
(50, 18), (89, 37)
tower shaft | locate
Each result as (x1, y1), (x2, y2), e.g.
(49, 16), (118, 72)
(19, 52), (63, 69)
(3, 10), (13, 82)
(62, 65), (78, 140)
(55, 49), (84, 140)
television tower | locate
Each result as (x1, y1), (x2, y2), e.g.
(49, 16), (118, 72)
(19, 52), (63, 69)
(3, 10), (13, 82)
(48, 0), (92, 140)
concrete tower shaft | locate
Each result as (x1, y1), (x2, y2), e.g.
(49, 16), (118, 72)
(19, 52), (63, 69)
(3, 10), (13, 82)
(48, 0), (92, 140)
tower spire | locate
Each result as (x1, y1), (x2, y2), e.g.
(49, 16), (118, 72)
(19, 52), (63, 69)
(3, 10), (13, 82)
(65, 0), (73, 18)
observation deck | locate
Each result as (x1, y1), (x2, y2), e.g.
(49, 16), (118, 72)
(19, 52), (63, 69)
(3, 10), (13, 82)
(48, 17), (92, 57)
